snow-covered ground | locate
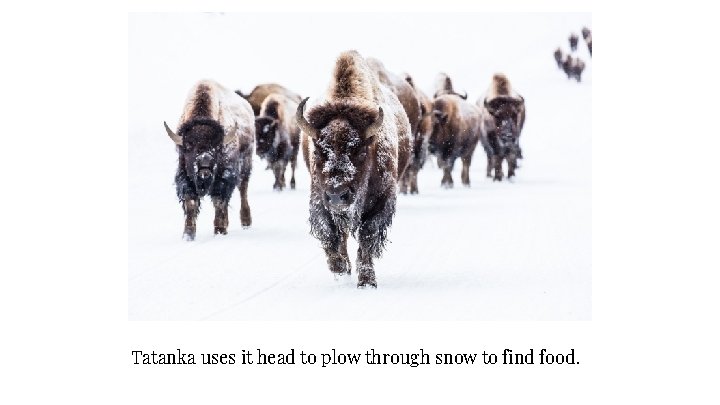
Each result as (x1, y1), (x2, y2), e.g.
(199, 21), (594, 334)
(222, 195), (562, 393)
(129, 13), (591, 320)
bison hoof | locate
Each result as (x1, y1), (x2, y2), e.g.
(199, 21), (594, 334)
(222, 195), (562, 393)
(290, 179), (296, 189)
(410, 189), (418, 195)
(182, 230), (196, 241)
(214, 227), (227, 235)
(357, 280), (377, 289)
(241, 211), (252, 228)
(273, 184), (283, 191)
(493, 177), (503, 182)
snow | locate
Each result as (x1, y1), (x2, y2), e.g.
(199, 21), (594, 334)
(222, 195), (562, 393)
(129, 12), (591, 320)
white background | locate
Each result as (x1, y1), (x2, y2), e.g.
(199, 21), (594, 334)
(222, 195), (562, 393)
(2, 0), (719, 404)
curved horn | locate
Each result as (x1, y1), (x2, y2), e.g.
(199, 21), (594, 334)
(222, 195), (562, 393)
(224, 122), (239, 145)
(458, 90), (468, 100)
(235, 89), (246, 98)
(295, 97), (318, 140)
(364, 107), (384, 140)
(164, 121), (182, 146)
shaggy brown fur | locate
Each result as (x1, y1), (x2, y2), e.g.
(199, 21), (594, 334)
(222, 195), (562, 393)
(166, 80), (255, 239)
(428, 94), (483, 188)
(400, 72), (433, 194)
(479, 74), (526, 181)
(299, 50), (411, 288)
(367, 58), (422, 137)
(433, 72), (468, 99)
(236, 83), (302, 116)
(255, 93), (301, 190)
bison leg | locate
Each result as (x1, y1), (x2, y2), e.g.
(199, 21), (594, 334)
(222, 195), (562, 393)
(356, 196), (396, 288)
(493, 155), (504, 182)
(507, 153), (518, 179)
(212, 197), (229, 235)
(324, 230), (351, 277)
(272, 161), (285, 191)
(238, 158), (252, 228)
(356, 247), (376, 288)
(441, 166), (454, 188)
(409, 167), (419, 194)
(290, 155), (297, 190)
(461, 156), (473, 186)
(182, 198), (199, 241)
(398, 170), (409, 194)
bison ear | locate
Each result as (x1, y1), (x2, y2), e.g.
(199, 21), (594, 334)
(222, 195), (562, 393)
(164, 121), (182, 146)
(224, 122), (239, 145)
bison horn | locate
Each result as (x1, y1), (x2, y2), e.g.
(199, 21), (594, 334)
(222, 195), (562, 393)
(364, 107), (384, 140)
(164, 121), (182, 146)
(458, 90), (468, 100)
(296, 97), (318, 139)
(224, 122), (239, 145)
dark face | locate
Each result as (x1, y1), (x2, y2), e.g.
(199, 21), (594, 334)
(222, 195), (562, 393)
(181, 124), (223, 197)
(254, 117), (278, 159)
(427, 112), (449, 156)
(487, 101), (521, 151)
(312, 118), (372, 212)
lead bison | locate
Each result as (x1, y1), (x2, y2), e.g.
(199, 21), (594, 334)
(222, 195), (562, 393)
(255, 93), (301, 190)
(428, 93), (484, 188)
(236, 83), (302, 116)
(297, 50), (411, 288)
(479, 74), (526, 181)
(163, 79), (254, 240)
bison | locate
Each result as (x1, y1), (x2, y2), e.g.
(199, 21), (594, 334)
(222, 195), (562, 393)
(255, 93), (301, 190)
(479, 74), (526, 181)
(427, 94), (484, 188)
(163, 79), (254, 240)
(236, 83), (302, 116)
(433, 72), (468, 100)
(400, 72), (434, 194)
(297, 50), (411, 288)
(366, 58), (423, 195)
(562, 55), (586, 82)
(569, 33), (579, 51)
(554, 48), (564, 69)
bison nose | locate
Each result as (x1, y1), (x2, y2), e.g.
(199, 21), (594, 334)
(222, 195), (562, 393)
(325, 187), (352, 206)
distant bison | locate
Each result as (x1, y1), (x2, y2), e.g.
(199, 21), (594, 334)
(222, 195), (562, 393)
(255, 93), (301, 190)
(428, 94), (484, 188)
(562, 55), (586, 82)
(479, 74), (526, 181)
(164, 79), (254, 240)
(554, 48), (564, 68)
(236, 83), (302, 116)
(569, 33), (579, 51)
(433, 72), (468, 100)
(297, 50), (411, 288)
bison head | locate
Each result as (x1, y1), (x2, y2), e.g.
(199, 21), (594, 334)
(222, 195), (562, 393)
(254, 116), (278, 159)
(296, 98), (383, 212)
(484, 96), (524, 151)
(164, 119), (235, 197)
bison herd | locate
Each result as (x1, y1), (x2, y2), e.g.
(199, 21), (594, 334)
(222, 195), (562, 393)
(554, 26), (592, 82)
(163, 50), (527, 288)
